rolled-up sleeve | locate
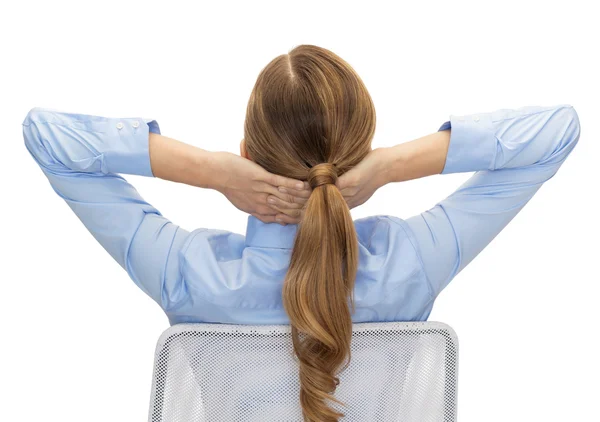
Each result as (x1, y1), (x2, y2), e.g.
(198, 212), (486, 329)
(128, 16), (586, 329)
(23, 108), (190, 310)
(405, 105), (581, 296)
(437, 112), (497, 174)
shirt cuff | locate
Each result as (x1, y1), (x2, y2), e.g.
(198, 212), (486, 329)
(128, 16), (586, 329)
(437, 111), (496, 174)
(104, 117), (161, 177)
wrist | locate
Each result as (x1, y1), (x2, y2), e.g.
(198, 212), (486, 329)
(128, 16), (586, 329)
(381, 131), (450, 184)
(377, 145), (406, 185)
(150, 132), (218, 189)
(191, 149), (221, 190)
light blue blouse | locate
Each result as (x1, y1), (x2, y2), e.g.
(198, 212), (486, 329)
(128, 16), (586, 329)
(22, 105), (580, 325)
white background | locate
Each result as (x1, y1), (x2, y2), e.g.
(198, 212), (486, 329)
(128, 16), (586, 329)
(1, 1), (598, 421)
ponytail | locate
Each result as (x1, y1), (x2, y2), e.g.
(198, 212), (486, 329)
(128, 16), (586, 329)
(243, 44), (376, 420)
(282, 162), (358, 422)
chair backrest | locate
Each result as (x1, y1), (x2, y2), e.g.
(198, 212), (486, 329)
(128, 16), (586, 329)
(148, 321), (458, 422)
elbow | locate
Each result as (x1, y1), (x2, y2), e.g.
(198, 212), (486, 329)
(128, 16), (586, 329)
(22, 107), (49, 133)
(23, 107), (54, 168)
(23, 107), (45, 124)
(23, 108), (40, 152)
(23, 107), (44, 145)
(544, 105), (581, 165)
(562, 105), (581, 149)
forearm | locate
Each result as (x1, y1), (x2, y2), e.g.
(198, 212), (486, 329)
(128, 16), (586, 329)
(149, 133), (218, 190)
(380, 129), (451, 184)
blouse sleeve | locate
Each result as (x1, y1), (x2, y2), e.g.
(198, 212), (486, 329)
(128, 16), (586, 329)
(22, 107), (190, 310)
(404, 104), (581, 296)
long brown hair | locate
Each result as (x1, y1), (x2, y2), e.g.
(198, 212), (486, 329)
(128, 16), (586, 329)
(244, 44), (376, 421)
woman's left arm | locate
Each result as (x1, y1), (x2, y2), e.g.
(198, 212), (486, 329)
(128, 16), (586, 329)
(22, 107), (307, 309)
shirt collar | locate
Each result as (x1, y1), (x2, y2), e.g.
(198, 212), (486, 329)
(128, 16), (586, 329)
(245, 215), (298, 249)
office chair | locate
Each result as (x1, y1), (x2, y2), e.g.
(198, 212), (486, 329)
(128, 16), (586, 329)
(148, 321), (458, 421)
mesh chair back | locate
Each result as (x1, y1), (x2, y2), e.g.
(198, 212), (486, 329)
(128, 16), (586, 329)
(148, 321), (458, 422)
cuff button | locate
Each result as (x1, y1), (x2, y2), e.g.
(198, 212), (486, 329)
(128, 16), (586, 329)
(116, 122), (124, 130)
(132, 121), (140, 128)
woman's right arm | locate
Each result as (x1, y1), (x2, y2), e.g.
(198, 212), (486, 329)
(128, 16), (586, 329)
(339, 104), (581, 296)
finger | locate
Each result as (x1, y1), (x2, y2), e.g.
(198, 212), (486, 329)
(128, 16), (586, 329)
(251, 213), (287, 226)
(254, 203), (279, 216)
(335, 183), (358, 200)
(253, 193), (302, 215)
(267, 173), (309, 191)
(342, 194), (358, 209)
(336, 173), (358, 191)
(276, 185), (312, 200)
(268, 202), (303, 219)
(272, 186), (312, 205)
(332, 184), (356, 209)
(260, 183), (311, 205)
(267, 194), (303, 210)
(274, 212), (302, 225)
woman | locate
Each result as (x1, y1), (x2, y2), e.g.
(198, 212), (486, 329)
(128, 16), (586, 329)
(23, 45), (580, 422)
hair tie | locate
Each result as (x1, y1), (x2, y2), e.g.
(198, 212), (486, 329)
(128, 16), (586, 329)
(308, 163), (338, 189)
